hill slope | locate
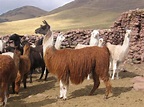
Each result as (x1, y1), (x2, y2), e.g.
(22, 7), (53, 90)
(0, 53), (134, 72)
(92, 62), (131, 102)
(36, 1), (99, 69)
(0, 6), (48, 23)
(48, 0), (144, 14)
(0, 0), (144, 35)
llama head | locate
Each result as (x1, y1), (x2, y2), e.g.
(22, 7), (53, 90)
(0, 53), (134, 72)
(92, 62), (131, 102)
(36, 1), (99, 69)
(57, 34), (65, 42)
(91, 30), (99, 38)
(98, 38), (104, 47)
(35, 20), (51, 35)
(126, 29), (132, 38)
(9, 34), (23, 41)
(126, 29), (131, 34)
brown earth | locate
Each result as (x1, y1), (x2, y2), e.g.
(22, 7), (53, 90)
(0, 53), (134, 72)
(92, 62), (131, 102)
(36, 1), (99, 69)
(6, 62), (144, 107)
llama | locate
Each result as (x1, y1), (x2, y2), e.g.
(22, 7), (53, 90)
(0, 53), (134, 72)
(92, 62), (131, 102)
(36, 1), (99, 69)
(14, 43), (31, 93)
(106, 30), (131, 80)
(75, 30), (99, 49)
(0, 55), (17, 107)
(35, 20), (112, 100)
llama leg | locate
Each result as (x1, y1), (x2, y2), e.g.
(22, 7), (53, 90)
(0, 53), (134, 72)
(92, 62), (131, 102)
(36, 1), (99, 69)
(44, 69), (49, 81)
(103, 80), (112, 99)
(29, 69), (33, 83)
(111, 61), (117, 80)
(59, 80), (68, 100)
(116, 62), (121, 79)
(15, 73), (21, 94)
(89, 74), (100, 95)
(12, 82), (15, 94)
(116, 70), (119, 79)
(87, 74), (90, 80)
(23, 74), (28, 88)
(39, 66), (45, 80)
(109, 60), (112, 77)
(3, 91), (8, 107)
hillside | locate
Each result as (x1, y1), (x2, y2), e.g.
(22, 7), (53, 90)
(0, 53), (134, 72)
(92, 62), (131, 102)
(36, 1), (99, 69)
(0, 0), (144, 35)
(48, 0), (144, 14)
(0, 6), (48, 23)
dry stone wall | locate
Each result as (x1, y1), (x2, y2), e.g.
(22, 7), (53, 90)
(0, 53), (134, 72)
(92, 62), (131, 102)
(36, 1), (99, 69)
(60, 9), (144, 63)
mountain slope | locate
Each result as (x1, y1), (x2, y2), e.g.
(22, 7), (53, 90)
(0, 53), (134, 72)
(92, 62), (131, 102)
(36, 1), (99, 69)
(0, 6), (48, 22)
(0, 0), (144, 35)
(49, 0), (144, 14)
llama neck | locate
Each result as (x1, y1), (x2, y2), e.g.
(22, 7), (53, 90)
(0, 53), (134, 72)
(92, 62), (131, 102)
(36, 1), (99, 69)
(23, 49), (30, 57)
(89, 36), (99, 46)
(13, 51), (20, 69)
(122, 33), (130, 48)
(43, 30), (53, 55)
(55, 38), (62, 49)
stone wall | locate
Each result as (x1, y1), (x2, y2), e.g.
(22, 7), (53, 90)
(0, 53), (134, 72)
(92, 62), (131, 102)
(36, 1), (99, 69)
(60, 9), (144, 63)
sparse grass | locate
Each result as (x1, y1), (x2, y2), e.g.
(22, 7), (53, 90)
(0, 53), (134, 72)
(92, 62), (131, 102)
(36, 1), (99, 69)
(0, 7), (120, 35)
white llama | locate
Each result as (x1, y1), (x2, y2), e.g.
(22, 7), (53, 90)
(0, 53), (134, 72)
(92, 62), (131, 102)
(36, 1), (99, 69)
(107, 30), (131, 80)
(75, 30), (99, 49)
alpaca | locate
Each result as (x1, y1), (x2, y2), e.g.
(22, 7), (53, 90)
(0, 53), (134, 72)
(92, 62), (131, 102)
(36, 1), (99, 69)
(35, 20), (112, 100)
(0, 55), (17, 107)
(75, 30), (99, 49)
(14, 43), (31, 93)
(106, 30), (131, 80)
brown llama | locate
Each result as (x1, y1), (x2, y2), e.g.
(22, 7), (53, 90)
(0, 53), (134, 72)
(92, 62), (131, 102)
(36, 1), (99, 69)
(35, 20), (112, 100)
(0, 55), (17, 106)
(14, 43), (31, 94)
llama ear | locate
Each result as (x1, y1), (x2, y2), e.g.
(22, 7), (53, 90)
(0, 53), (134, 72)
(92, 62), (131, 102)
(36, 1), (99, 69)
(62, 36), (65, 41)
(43, 20), (48, 25)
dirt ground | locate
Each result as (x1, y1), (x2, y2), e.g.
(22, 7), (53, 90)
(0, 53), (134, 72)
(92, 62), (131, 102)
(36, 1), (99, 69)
(7, 63), (144, 107)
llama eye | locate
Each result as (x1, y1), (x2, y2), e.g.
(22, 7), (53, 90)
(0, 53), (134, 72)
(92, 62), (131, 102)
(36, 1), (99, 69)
(42, 26), (46, 30)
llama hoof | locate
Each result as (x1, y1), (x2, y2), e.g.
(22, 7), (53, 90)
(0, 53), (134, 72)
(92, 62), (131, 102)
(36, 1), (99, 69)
(44, 79), (47, 81)
(103, 95), (108, 99)
(59, 96), (63, 99)
(59, 96), (67, 100)
(15, 92), (19, 94)
(63, 98), (67, 100)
